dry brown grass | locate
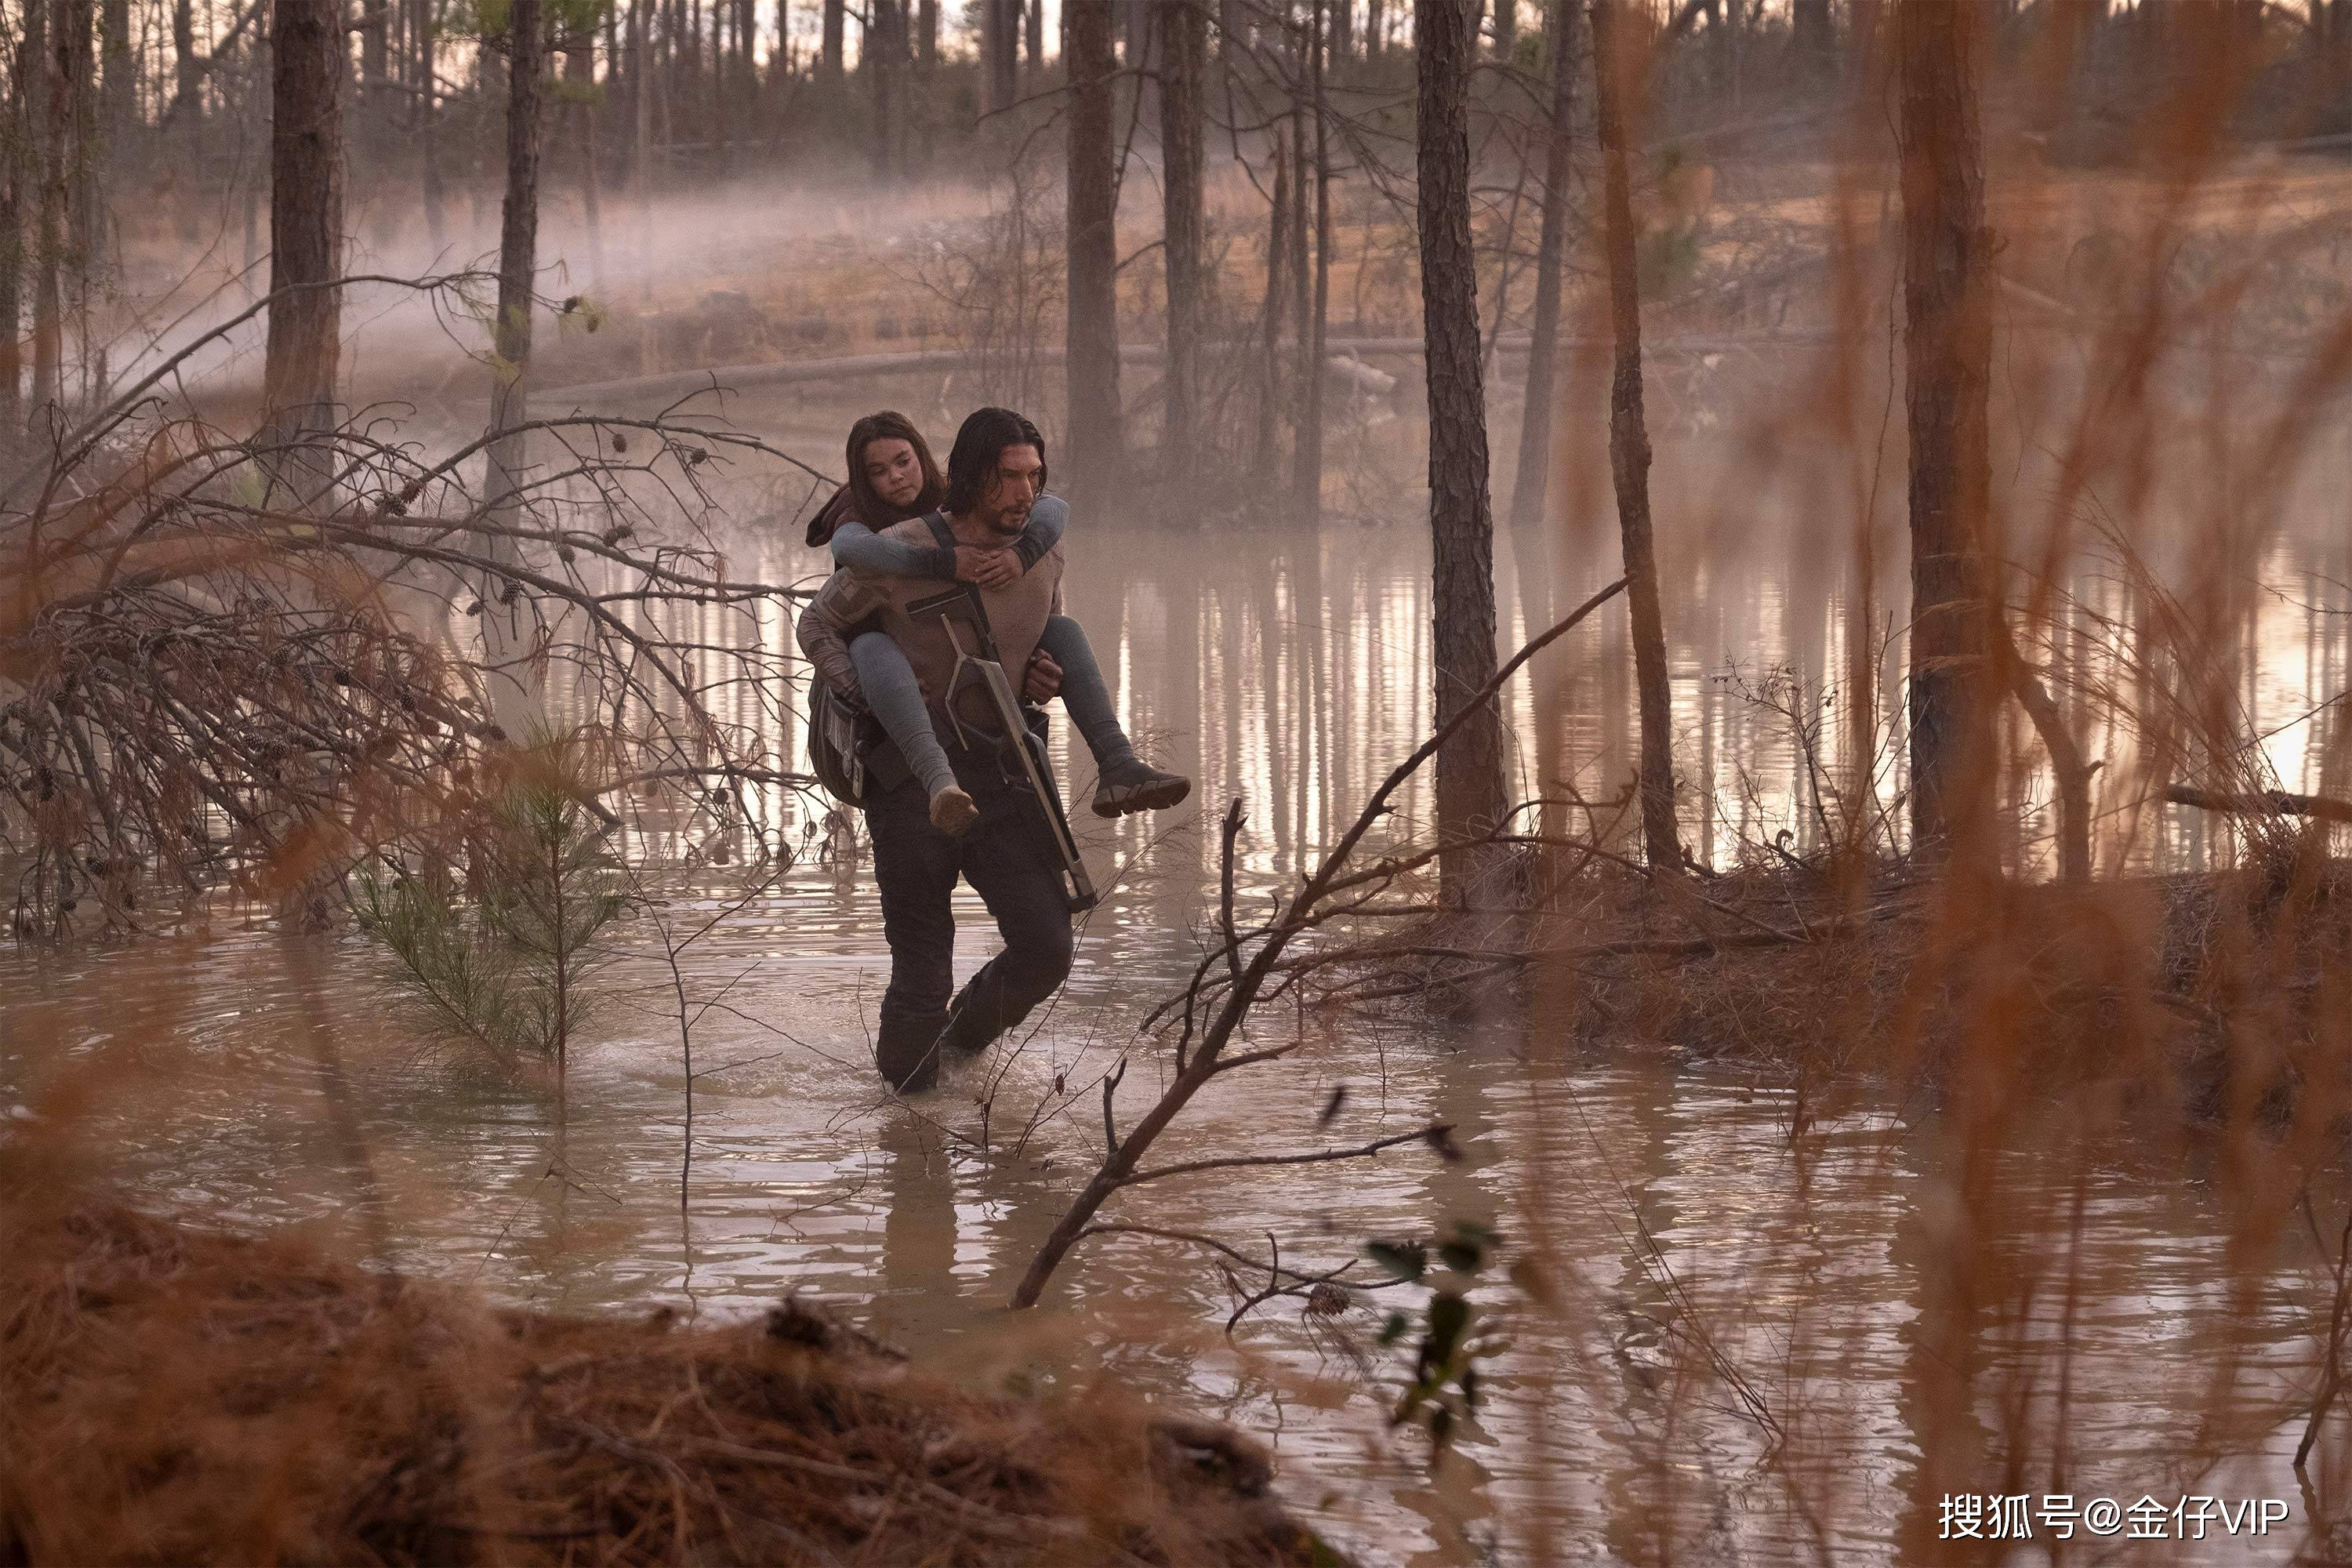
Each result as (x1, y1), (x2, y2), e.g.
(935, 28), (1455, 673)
(0, 1197), (1338, 1567)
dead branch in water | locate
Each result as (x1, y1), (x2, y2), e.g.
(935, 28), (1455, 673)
(1008, 579), (1627, 1311)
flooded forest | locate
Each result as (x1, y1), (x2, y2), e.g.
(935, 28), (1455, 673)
(10, 0), (2352, 1562)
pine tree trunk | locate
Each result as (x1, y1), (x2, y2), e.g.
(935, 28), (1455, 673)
(418, 0), (443, 243)
(1792, 0), (1834, 79)
(1254, 136), (1288, 485)
(1367, 0), (1384, 57)
(1494, 0), (1518, 56)
(566, 39), (604, 285)
(1287, 5), (1327, 522)
(870, 0), (898, 176)
(1026, 0), (1044, 78)
(1158, 0), (1204, 481)
(65, 0), (96, 403)
(1591, 0), (1682, 873)
(2, 0), (33, 427)
(172, 0), (198, 114)
(32, 0), (64, 411)
(1296, 1), (1330, 519)
(1063, 0), (1123, 503)
(919, 0), (938, 66)
(982, 0), (1018, 114)
(1417, 0), (1506, 902)
(1896, 0), (1991, 853)
(822, 0), (844, 79)
(490, 0), (544, 475)
(1509, 0), (1580, 529)
(485, 0), (546, 733)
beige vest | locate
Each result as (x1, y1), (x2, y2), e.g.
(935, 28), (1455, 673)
(866, 514), (1064, 738)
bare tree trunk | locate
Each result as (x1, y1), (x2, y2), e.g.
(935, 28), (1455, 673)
(1290, 5), (1327, 520)
(99, 0), (128, 139)
(982, 0), (1018, 113)
(1792, 0), (1834, 78)
(485, 0), (546, 732)
(1159, 0), (1204, 482)
(630, 0), (651, 191)
(1509, 0), (1579, 529)
(490, 0), (544, 474)
(870, 0), (899, 176)
(263, 0), (344, 428)
(0, 68), (20, 432)
(65, 0), (96, 405)
(822, 0), (844, 79)
(172, 0), (198, 115)
(1896, 0), (1991, 853)
(1330, 0), (1352, 60)
(1591, 0), (1680, 873)
(1367, 0), (1384, 58)
(1254, 134), (1288, 485)
(1494, 0), (1517, 55)
(32, 0), (65, 412)
(919, 0), (938, 66)
(566, 37), (604, 285)
(1417, 0), (1506, 902)
(1297, 1), (1330, 518)
(1026, 0), (1044, 78)
(1064, 0), (1123, 503)
(417, 0), (443, 244)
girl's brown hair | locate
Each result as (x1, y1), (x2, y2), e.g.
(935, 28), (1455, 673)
(844, 411), (946, 526)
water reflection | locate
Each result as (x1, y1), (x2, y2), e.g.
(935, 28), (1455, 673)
(5, 511), (2347, 1565)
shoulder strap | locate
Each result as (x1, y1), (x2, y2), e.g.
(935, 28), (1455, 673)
(923, 511), (957, 551)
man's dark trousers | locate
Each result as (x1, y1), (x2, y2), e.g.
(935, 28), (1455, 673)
(864, 747), (1076, 1092)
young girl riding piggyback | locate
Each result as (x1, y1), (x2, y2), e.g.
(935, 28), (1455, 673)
(800, 410), (1189, 836)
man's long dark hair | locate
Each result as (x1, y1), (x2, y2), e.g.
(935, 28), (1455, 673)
(844, 410), (946, 525)
(943, 407), (1047, 517)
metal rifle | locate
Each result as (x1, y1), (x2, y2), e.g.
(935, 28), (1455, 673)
(904, 584), (1100, 913)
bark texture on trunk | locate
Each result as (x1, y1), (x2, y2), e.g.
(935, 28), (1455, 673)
(486, 0), (546, 732)
(1896, 0), (1992, 853)
(1509, 0), (1581, 529)
(1591, 0), (1682, 873)
(1416, 0), (1506, 902)
(822, 0), (845, 78)
(1494, 0), (1518, 55)
(1063, 0), (1123, 503)
(490, 0), (545, 464)
(33, 0), (64, 410)
(983, 0), (1018, 114)
(1158, 0), (1205, 481)
(264, 0), (345, 427)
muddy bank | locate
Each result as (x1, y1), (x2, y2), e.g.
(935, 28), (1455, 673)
(0, 1200), (1340, 1567)
(1374, 852), (2352, 1119)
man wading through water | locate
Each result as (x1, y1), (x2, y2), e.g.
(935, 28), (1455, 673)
(798, 408), (1188, 1091)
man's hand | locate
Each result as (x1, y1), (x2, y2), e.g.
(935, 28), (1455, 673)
(955, 546), (1020, 590)
(1024, 648), (1063, 703)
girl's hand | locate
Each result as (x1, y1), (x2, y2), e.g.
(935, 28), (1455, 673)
(1024, 648), (1064, 703)
(955, 546), (1020, 589)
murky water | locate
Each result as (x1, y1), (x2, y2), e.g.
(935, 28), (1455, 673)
(6, 514), (2350, 1564)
